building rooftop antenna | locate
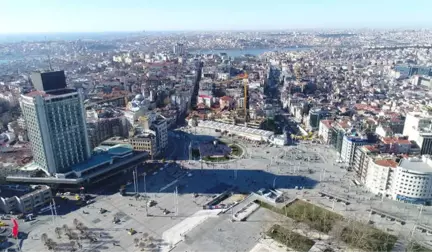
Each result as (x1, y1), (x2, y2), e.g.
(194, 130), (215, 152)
(45, 36), (53, 71)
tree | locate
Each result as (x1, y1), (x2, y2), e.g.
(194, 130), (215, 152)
(70, 241), (76, 252)
(55, 227), (62, 239)
(46, 238), (55, 250)
(41, 233), (48, 245)
(63, 224), (70, 233)
(73, 218), (80, 228)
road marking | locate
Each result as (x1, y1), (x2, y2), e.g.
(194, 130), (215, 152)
(159, 179), (179, 192)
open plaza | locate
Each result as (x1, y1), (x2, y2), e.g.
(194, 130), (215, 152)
(7, 127), (432, 252)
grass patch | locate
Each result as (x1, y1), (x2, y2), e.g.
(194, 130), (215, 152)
(202, 156), (230, 162)
(340, 222), (397, 252)
(406, 242), (432, 252)
(257, 199), (343, 233)
(267, 224), (315, 252)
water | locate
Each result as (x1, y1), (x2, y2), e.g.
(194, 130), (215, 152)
(191, 47), (311, 57)
(0, 32), (141, 43)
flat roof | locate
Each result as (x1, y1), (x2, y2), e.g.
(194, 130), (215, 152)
(399, 158), (432, 173)
(108, 146), (132, 156)
(71, 154), (112, 172)
(374, 159), (398, 168)
(198, 121), (274, 138)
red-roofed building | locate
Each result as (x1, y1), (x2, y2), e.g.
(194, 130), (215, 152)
(219, 96), (234, 110)
(318, 119), (333, 144)
(365, 158), (398, 195)
(198, 95), (213, 108)
(381, 136), (411, 154)
(353, 144), (383, 182)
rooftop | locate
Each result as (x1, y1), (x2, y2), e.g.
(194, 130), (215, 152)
(24, 89), (77, 98)
(382, 137), (411, 145)
(320, 119), (332, 129)
(108, 146), (132, 156)
(374, 159), (398, 168)
(198, 121), (274, 139)
(71, 153), (112, 172)
(399, 156), (432, 173)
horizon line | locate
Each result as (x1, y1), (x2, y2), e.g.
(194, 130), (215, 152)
(0, 26), (431, 35)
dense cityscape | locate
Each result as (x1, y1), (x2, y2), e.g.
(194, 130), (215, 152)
(1, 18), (432, 252)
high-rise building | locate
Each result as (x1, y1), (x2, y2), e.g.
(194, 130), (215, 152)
(340, 134), (370, 167)
(173, 43), (185, 56)
(20, 71), (91, 175)
(306, 108), (332, 131)
(403, 111), (432, 155)
(150, 115), (168, 152)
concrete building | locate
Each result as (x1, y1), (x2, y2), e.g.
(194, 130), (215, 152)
(129, 129), (157, 157)
(353, 145), (382, 183)
(364, 159), (398, 196)
(87, 117), (128, 149)
(340, 135), (369, 167)
(381, 137), (412, 154)
(318, 120), (333, 144)
(150, 116), (168, 152)
(403, 111), (432, 138)
(20, 71), (91, 175)
(306, 108), (332, 131)
(403, 111), (432, 155)
(414, 133), (432, 155)
(391, 156), (432, 204)
(173, 43), (185, 56)
(197, 120), (274, 142)
(0, 185), (52, 214)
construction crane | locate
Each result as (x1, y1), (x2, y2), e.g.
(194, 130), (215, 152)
(213, 72), (249, 121)
(243, 74), (249, 122)
(213, 73), (249, 86)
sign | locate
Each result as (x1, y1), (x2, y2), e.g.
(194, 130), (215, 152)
(11, 218), (18, 238)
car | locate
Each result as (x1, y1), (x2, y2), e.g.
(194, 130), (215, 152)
(128, 228), (136, 235)
(147, 200), (156, 207)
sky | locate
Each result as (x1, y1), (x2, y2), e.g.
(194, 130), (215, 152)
(0, 0), (431, 33)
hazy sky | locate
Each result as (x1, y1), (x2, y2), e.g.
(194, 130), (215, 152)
(1, 0), (431, 33)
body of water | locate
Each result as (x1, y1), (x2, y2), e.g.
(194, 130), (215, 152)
(0, 32), (141, 43)
(191, 46), (311, 57)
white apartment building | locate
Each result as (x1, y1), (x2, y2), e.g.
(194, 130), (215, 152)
(340, 135), (369, 165)
(318, 120), (333, 144)
(390, 156), (432, 204)
(364, 159), (397, 195)
(403, 111), (432, 155)
(364, 155), (432, 205)
(403, 111), (432, 140)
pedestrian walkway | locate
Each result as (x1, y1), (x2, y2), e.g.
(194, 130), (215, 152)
(161, 209), (222, 252)
(249, 238), (295, 252)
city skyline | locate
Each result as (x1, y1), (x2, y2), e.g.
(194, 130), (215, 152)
(1, 0), (432, 34)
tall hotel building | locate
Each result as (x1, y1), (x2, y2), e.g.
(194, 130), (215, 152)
(20, 71), (91, 175)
